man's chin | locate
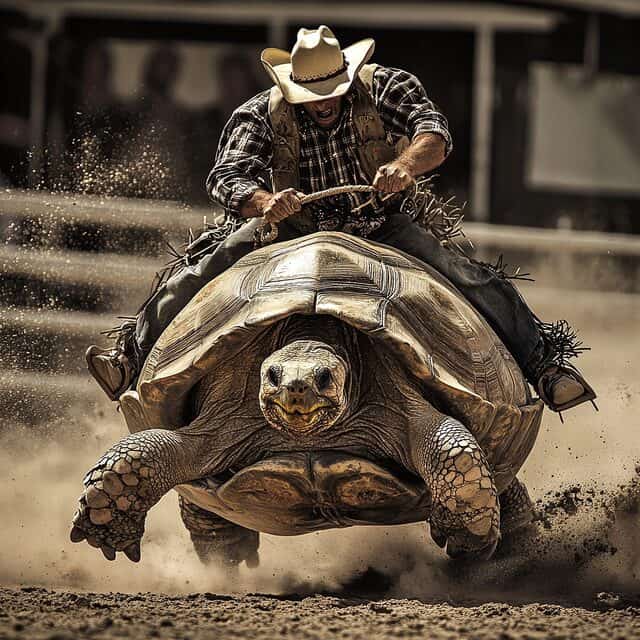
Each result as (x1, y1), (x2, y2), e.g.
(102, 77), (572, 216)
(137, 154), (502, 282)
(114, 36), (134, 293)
(312, 114), (339, 129)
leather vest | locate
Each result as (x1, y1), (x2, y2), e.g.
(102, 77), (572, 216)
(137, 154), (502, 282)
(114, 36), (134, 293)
(268, 63), (409, 231)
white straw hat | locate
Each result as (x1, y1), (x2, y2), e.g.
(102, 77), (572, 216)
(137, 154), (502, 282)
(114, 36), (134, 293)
(261, 25), (375, 104)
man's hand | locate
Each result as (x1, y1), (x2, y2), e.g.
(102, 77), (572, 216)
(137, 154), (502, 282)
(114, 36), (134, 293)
(372, 133), (448, 195)
(239, 188), (305, 220)
(262, 188), (305, 223)
(373, 162), (414, 194)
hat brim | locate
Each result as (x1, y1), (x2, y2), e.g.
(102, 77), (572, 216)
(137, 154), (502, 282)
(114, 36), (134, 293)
(261, 38), (375, 104)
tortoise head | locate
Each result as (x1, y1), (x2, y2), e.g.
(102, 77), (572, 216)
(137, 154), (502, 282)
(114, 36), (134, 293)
(259, 340), (349, 436)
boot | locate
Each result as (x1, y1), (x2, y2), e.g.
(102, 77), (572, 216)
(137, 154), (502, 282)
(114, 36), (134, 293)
(536, 364), (596, 412)
(86, 345), (135, 401)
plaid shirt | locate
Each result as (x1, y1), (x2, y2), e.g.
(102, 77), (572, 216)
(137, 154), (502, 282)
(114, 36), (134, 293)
(207, 65), (452, 236)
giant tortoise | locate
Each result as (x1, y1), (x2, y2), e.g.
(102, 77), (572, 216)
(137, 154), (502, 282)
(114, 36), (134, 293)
(70, 232), (543, 565)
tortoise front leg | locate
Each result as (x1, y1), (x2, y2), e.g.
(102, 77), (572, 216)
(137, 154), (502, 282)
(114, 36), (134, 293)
(412, 415), (500, 560)
(70, 429), (207, 562)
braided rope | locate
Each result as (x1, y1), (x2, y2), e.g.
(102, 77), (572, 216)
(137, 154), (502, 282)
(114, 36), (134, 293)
(258, 184), (378, 243)
(300, 184), (376, 204)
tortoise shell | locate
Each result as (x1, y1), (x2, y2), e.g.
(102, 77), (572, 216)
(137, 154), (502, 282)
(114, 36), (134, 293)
(130, 232), (542, 490)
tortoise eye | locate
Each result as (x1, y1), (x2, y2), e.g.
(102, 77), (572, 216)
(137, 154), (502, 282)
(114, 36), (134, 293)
(315, 367), (332, 391)
(267, 365), (281, 386)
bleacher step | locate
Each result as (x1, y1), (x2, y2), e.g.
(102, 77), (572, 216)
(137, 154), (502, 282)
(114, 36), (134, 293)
(0, 244), (162, 311)
(0, 307), (117, 372)
(0, 369), (111, 426)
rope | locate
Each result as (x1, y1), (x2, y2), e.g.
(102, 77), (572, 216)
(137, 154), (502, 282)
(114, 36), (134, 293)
(258, 184), (379, 243)
(300, 184), (376, 204)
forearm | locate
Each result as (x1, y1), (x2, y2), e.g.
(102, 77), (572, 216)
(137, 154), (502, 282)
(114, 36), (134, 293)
(206, 100), (274, 218)
(239, 188), (273, 218)
(395, 133), (447, 178)
(206, 162), (264, 218)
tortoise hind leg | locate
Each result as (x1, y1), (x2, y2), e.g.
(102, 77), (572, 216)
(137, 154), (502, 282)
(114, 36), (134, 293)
(178, 495), (259, 567)
(419, 416), (500, 560)
(499, 477), (535, 536)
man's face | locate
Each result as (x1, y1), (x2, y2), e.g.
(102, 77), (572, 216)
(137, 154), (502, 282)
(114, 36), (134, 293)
(302, 96), (344, 129)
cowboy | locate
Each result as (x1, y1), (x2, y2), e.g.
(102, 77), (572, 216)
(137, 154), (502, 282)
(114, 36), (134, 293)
(88, 26), (594, 412)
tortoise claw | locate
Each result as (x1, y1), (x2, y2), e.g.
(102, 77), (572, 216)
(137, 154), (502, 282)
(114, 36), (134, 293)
(124, 542), (141, 563)
(86, 535), (101, 549)
(101, 545), (116, 561)
(70, 526), (86, 543)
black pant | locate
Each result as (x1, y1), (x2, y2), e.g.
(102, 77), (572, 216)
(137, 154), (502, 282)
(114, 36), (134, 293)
(136, 214), (543, 381)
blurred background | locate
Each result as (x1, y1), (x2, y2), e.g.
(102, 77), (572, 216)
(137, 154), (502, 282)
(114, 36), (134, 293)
(0, 1), (639, 600)
(0, 2), (638, 415)
(0, 0), (639, 418)
(0, 0), (639, 227)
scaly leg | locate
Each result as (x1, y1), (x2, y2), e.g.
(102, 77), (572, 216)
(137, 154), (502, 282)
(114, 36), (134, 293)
(70, 429), (209, 562)
(499, 477), (535, 536)
(416, 415), (500, 560)
(178, 496), (259, 567)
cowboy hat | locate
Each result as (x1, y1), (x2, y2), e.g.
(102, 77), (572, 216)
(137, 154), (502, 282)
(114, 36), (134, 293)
(261, 25), (375, 104)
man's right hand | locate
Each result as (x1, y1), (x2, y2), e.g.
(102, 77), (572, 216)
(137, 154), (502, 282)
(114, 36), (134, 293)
(262, 188), (305, 223)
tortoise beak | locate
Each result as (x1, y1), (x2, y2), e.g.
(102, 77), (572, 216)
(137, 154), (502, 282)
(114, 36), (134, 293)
(268, 382), (334, 432)
(276, 387), (326, 413)
(272, 389), (332, 428)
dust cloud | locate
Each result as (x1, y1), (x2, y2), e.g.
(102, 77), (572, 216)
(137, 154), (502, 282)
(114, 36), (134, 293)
(0, 284), (638, 606)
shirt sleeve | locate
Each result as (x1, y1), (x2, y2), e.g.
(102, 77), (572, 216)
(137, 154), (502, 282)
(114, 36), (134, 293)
(372, 66), (453, 156)
(206, 91), (274, 218)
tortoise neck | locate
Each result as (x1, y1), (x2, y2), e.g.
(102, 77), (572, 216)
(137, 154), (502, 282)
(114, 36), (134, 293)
(277, 314), (337, 342)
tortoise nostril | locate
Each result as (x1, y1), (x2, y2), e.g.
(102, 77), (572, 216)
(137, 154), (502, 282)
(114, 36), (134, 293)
(287, 380), (309, 395)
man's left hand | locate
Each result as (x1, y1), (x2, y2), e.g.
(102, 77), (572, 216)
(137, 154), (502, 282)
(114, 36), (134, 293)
(373, 162), (414, 194)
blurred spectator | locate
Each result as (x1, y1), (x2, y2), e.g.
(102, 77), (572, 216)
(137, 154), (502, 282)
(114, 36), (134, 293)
(0, 32), (31, 187)
(214, 49), (264, 124)
(66, 43), (190, 201)
(124, 45), (190, 200)
(66, 42), (132, 195)
(62, 44), (265, 204)
(188, 49), (263, 203)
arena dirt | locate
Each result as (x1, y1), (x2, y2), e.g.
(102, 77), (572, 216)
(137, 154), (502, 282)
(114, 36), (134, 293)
(0, 284), (638, 638)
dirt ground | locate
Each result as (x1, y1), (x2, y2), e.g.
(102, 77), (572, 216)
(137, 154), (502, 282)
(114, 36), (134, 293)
(1, 587), (639, 640)
(1, 284), (639, 639)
